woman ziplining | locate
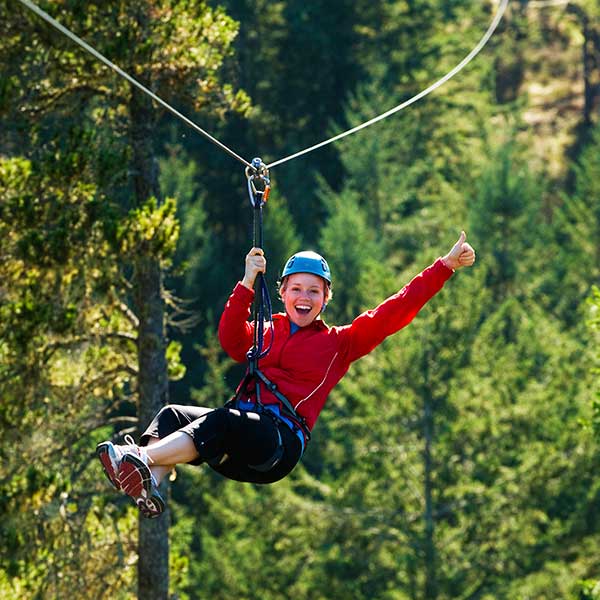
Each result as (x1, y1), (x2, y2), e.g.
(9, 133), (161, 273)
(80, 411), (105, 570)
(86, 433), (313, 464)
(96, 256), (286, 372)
(97, 230), (476, 518)
(16, 0), (482, 516)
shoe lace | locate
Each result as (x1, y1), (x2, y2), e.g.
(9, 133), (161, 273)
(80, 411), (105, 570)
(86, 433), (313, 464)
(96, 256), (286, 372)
(122, 433), (153, 464)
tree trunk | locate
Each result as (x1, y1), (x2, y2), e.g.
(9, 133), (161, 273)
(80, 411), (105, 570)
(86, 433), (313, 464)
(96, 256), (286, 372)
(579, 9), (593, 127)
(422, 349), (437, 600)
(568, 4), (599, 128)
(130, 78), (170, 599)
(135, 254), (170, 600)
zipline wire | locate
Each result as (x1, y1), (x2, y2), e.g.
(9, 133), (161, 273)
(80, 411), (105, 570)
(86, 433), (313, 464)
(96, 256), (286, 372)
(17, 0), (509, 172)
(15, 0), (253, 169)
(266, 0), (509, 169)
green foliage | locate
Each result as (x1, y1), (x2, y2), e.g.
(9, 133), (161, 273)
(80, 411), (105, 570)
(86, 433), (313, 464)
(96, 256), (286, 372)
(160, 140), (206, 270)
(0, 151), (140, 598)
(2, 0), (600, 598)
(588, 286), (600, 441)
(166, 340), (186, 381)
(580, 580), (600, 600)
(119, 196), (180, 263)
(190, 326), (235, 407)
(469, 134), (546, 303)
(319, 185), (392, 322)
(1, 0), (250, 597)
(550, 123), (600, 322)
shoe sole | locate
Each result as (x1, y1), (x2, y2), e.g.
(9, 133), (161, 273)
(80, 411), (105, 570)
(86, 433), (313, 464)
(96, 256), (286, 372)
(136, 490), (166, 519)
(119, 453), (152, 498)
(121, 456), (166, 518)
(96, 442), (121, 491)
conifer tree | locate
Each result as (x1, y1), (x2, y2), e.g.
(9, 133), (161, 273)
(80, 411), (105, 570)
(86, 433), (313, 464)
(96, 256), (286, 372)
(1, 1), (246, 597)
(551, 124), (600, 324)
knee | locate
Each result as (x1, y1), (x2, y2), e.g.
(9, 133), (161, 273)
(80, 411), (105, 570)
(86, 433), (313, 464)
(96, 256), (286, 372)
(200, 407), (230, 431)
(191, 407), (241, 441)
(155, 404), (177, 423)
(155, 404), (191, 431)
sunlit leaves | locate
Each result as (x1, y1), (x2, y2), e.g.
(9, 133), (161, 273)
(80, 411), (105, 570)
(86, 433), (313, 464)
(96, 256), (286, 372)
(119, 196), (180, 263)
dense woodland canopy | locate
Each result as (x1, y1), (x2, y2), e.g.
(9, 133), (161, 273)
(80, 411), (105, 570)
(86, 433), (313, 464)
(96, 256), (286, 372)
(1, 0), (600, 598)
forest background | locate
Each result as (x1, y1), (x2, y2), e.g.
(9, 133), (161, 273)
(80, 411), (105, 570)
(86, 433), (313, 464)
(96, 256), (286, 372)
(1, 0), (600, 599)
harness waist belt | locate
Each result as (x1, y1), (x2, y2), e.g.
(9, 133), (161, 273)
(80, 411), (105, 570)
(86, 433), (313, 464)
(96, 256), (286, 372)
(252, 368), (311, 442)
(232, 368), (311, 445)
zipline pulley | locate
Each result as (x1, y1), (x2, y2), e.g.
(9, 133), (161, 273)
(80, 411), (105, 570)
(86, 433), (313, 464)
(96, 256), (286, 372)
(246, 157), (270, 209)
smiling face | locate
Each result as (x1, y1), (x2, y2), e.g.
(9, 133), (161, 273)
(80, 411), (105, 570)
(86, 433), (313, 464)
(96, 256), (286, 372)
(280, 272), (328, 328)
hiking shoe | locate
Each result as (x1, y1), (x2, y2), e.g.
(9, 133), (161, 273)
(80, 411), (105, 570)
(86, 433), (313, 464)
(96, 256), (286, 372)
(96, 435), (165, 518)
(96, 434), (148, 491)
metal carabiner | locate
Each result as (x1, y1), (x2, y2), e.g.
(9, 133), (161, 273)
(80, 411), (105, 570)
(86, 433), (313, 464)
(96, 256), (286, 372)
(245, 157), (270, 208)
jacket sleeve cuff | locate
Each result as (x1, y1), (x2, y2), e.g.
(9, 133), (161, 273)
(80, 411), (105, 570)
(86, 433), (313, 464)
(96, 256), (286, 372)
(436, 257), (455, 276)
(232, 281), (255, 301)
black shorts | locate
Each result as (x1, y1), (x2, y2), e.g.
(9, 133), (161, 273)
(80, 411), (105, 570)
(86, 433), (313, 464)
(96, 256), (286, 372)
(140, 404), (303, 484)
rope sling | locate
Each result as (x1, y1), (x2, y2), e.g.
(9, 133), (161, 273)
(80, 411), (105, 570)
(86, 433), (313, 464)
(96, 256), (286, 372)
(225, 160), (311, 471)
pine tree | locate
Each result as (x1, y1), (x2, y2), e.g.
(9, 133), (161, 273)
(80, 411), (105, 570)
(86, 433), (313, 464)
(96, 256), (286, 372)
(1, 1), (246, 597)
(549, 123), (600, 324)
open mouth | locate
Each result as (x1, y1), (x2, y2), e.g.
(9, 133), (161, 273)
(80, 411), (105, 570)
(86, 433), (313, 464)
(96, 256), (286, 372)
(295, 305), (312, 316)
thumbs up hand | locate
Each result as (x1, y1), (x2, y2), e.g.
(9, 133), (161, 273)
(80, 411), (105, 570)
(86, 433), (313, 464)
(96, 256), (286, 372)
(442, 231), (476, 270)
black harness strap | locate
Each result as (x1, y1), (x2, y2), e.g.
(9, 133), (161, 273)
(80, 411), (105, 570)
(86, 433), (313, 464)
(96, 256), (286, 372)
(252, 368), (311, 441)
(225, 159), (311, 472)
(231, 368), (311, 441)
(245, 158), (273, 388)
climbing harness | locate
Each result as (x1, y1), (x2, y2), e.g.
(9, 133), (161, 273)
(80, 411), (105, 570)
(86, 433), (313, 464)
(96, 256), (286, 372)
(16, 0), (509, 170)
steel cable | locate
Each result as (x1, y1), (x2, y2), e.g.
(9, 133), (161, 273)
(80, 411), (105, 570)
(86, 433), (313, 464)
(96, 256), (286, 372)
(17, 0), (509, 171)
(266, 0), (509, 169)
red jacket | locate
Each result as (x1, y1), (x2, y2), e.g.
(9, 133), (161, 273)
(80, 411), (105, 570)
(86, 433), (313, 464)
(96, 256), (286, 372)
(218, 258), (453, 432)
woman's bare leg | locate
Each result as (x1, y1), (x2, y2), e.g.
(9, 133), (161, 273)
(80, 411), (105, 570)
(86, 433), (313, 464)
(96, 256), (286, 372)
(145, 431), (199, 485)
(146, 437), (175, 485)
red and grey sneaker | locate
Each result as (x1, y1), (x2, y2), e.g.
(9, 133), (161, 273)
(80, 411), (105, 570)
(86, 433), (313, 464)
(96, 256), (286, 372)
(119, 453), (165, 519)
(96, 434), (149, 491)
(96, 435), (165, 518)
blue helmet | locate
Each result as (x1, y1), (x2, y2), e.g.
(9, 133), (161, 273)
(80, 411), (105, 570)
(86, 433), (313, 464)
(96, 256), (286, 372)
(281, 251), (331, 284)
